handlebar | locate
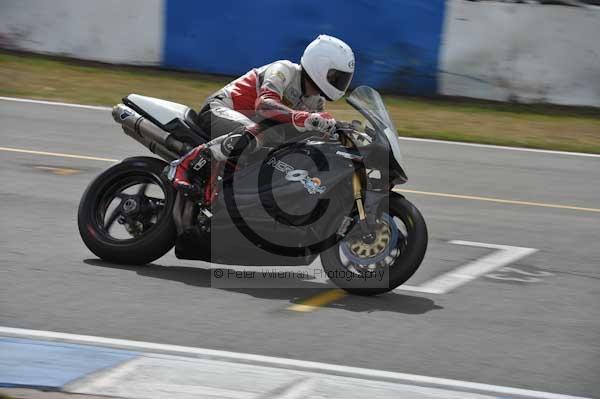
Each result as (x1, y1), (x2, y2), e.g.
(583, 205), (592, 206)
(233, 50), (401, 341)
(334, 120), (374, 143)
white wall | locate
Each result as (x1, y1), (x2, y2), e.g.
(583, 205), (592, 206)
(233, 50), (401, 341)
(440, 0), (600, 106)
(2, 0), (599, 107)
(0, 0), (163, 65)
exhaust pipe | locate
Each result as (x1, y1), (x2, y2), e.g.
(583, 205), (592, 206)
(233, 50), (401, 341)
(112, 104), (191, 161)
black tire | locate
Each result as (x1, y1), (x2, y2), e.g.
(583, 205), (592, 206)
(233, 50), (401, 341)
(320, 193), (428, 296)
(78, 156), (177, 265)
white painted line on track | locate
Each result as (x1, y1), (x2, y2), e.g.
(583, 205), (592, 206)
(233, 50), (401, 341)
(67, 354), (482, 399)
(0, 146), (119, 163)
(2, 96), (599, 158)
(0, 96), (111, 111)
(395, 285), (446, 294)
(270, 378), (316, 399)
(67, 356), (258, 399)
(415, 241), (538, 294)
(0, 326), (587, 399)
(397, 136), (600, 158)
(394, 188), (600, 214)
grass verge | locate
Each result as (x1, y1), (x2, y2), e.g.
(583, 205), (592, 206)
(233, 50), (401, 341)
(1, 51), (599, 154)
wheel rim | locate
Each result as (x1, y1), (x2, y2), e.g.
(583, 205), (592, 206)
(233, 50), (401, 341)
(94, 173), (168, 243)
(339, 213), (407, 273)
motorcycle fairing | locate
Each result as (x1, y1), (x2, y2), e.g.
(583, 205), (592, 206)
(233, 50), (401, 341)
(217, 139), (353, 217)
(175, 137), (357, 265)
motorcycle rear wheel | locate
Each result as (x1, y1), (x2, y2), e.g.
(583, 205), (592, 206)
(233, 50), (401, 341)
(320, 193), (428, 296)
(78, 156), (177, 265)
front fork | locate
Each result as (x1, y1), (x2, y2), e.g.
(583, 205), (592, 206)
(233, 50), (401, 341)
(352, 171), (366, 221)
(352, 169), (378, 243)
(352, 151), (375, 244)
(340, 133), (367, 221)
(340, 131), (376, 243)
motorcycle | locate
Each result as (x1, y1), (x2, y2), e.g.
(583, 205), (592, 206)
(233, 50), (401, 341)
(78, 86), (427, 295)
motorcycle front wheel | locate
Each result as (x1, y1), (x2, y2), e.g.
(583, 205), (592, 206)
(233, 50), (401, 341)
(78, 156), (177, 265)
(320, 192), (428, 296)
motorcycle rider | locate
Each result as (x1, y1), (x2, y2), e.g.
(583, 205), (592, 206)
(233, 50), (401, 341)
(167, 34), (355, 196)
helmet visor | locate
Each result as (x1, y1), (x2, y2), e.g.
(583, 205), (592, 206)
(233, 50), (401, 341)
(327, 69), (353, 92)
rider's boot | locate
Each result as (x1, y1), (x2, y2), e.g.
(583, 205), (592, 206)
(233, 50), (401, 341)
(166, 144), (212, 197)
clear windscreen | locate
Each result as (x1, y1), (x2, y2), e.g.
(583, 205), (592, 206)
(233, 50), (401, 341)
(347, 86), (403, 165)
(347, 86), (396, 131)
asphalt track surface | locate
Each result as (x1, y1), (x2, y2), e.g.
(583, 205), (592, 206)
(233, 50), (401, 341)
(0, 99), (599, 397)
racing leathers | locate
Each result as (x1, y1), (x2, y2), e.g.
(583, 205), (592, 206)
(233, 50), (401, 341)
(167, 60), (336, 196)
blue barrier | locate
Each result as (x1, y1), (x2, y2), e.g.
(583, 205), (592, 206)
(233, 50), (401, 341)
(164, 0), (446, 95)
(0, 338), (137, 389)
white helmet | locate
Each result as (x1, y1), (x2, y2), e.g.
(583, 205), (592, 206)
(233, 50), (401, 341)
(301, 35), (355, 101)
